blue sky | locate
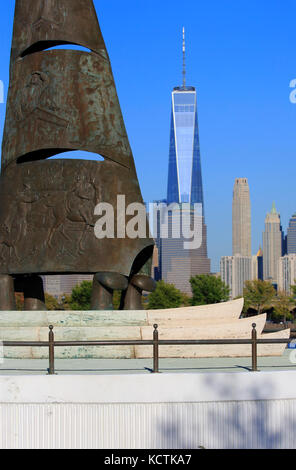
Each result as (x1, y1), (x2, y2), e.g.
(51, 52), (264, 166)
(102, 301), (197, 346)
(0, 0), (295, 272)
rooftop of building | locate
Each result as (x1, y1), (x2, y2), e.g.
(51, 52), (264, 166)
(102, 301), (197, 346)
(173, 86), (196, 92)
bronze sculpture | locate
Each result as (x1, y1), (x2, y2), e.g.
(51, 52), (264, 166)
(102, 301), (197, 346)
(0, 0), (155, 311)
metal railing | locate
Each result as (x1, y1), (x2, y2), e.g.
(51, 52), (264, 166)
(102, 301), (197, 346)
(2, 323), (293, 375)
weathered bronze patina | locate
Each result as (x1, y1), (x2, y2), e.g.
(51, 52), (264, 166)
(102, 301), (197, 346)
(0, 0), (155, 310)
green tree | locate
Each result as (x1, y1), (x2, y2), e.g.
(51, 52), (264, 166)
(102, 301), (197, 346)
(243, 279), (276, 315)
(66, 282), (123, 311)
(45, 293), (65, 310)
(147, 280), (189, 310)
(273, 290), (294, 323)
(290, 282), (296, 302)
(68, 281), (93, 310)
(190, 275), (230, 306)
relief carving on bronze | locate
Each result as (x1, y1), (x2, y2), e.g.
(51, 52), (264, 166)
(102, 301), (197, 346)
(0, 0), (155, 311)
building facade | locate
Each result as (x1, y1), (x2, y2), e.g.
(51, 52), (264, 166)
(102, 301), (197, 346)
(42, 275), (93, 298)
(220, 255), (252, 299)
(232, 178), (251, 257)
(287, 214), (296, 254)
(159, 204), (210, 294)
(262, 203), (283, 286)
(278, 254), (296, 294)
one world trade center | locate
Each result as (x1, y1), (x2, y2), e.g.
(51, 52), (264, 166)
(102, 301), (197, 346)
(159, 29), (210, 293)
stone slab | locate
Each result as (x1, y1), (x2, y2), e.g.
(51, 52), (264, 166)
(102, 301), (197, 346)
(0, 298), (244, 328)
(147, 298), (243, 324)
(0, 311), (148, 328)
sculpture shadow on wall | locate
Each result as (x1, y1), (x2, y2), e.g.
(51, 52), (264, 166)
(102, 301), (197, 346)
(156, 374), (294, 449)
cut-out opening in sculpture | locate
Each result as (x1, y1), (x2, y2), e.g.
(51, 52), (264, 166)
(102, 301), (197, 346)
(17, 149), (105, 164)
(20, 41), (92, 58)
(48, 150), (105, 161)
(129, 245), (155, 278)
(43, 44), (92, 53)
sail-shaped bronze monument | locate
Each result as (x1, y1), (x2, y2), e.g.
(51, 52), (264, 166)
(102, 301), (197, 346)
(0, 0), (155, 310)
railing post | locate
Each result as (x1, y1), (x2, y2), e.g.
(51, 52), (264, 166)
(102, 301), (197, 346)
(153, 324), (159, 373)
(48, 325), (55, 375)
(252, 323), (258, 372)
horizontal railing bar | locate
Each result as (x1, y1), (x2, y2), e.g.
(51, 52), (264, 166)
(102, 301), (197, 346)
(2, 341), (154, 347)
(2, 338), (292, 347)
(157, 339), (292, 345)
(44, 341), (155, 347)
(3, 342), (49, 347)
(256, 339), (292, 344)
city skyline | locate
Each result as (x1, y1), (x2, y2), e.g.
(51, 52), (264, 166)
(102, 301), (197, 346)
(0, 0), (295, 273)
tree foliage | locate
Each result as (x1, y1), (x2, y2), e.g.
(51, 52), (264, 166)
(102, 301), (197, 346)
(272, 290), (294, 323)
(65, 282), (123, 311)
(243, 279), (276, 315)
(147, 280), (190, 310)
(44, 293), (66, 310)
(67, 281), (93, 310)
(290, 283), (296, 301)
(190, 274), (230, 306)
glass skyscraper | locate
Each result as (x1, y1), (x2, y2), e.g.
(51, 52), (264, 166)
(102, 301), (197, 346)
(167, 86), (204, 209)
(156, 30), (210, 293)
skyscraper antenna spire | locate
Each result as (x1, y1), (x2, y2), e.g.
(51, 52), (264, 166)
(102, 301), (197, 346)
(182, 27), (186, 89)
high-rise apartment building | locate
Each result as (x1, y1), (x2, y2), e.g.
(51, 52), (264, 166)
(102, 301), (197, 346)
(278, 254), (296, 294)
(158, 28), (210, 293)
(262, 203), (283, 285)
(220, 255), (252, 299)
(287, 214), (296, 254)
(232, 178), (251, 257)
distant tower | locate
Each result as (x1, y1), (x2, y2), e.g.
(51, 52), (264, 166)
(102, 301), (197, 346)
(232, 178), (251, 257)
(159, 28), (210, 293)
(167, 28), (205, 207)
(262, 203), (283, 285)
(287, 214), (296, 254)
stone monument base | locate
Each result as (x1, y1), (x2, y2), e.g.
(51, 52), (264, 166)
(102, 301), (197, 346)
(0, 299), (290, 359)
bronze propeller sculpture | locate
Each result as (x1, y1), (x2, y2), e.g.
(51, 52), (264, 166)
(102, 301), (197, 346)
(0, 0), (155, 311)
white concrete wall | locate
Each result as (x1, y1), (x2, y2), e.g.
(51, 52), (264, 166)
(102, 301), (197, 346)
(1, 372), (296, 449)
